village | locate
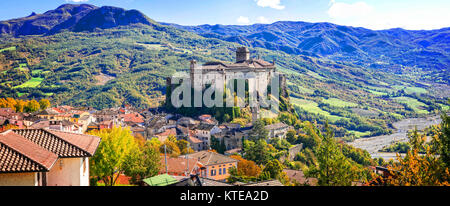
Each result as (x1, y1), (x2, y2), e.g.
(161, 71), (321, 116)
(0, 102), (313, 186)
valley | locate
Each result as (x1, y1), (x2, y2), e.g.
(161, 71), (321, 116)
(0, 4), (448, 140)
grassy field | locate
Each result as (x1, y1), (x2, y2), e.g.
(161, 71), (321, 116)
(13, 77), (44, 88)
(403, 86), (428, 95)
(393, 96), (429, 114)
(291, 97), (344, 122)
(348, 130), (371, 137)
(322, 98), (358, 107)
(31, 69), (44, 75)
(0, 46), (16, 52)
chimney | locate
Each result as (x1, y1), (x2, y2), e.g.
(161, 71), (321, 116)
(236, 47), (250, 62)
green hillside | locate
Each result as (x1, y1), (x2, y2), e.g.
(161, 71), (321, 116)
(0, 11), (448, 139)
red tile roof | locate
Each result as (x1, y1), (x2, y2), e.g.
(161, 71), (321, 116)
(121, 113), (144, 123)
(160, 156), (203, 175)
(12, 129), (100, 157)
(0, 130), (58, 173)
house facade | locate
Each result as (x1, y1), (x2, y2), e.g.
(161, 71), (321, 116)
(0, 129), (100, 186)
(187, 151), (238, 181)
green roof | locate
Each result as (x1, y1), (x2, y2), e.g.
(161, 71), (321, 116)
(143, 174), (178, 186)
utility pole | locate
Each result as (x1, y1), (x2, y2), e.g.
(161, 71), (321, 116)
(186, 142), (190, 176)
(164, 144), (168, 174)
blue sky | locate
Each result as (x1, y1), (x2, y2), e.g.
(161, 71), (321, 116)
(0, 0), (449, 30)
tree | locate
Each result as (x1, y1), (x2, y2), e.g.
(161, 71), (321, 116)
(89, 127), (138, 186)
(298, 121), (322, 149)
(25, 99), (40, 113)
(14, 100), (25, 113)
(38, 99), (51, 110)
(308, 122), (356, 186)
(123, 142), (161, 185)
(177, 139), (194, 155)
(379, 128), (450, 186)
(248, 119), (268, 141)
(438, 112), (450, 168)
(160, 139), (181, 157)
(243, 139), (275, 165)
(286, 129), (297, 144)
(262, 159), (284, 179)
(229, 155), (262, 177)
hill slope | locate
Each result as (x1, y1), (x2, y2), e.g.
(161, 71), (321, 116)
(166, 21), (450, 83)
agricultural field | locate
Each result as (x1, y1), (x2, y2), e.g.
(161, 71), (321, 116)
(348, 130), (372, 138)
(393, 96), (429, 114)
(0, 46), (16, 52)
(13, 77), (44, 88)
(322, 98), (358, 108)
(291, 97), (344, 122)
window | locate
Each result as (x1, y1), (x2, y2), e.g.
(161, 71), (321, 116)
(223, 168), (226, 174)
(219, 169), (222, 175)
(211, 169), (216, 176)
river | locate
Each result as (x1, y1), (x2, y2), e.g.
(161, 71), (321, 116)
(348, 115), (442, 161)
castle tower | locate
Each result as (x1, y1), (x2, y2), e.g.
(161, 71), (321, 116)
(236, 47), (250, 63)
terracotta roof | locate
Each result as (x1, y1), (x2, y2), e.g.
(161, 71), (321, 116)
(12, 129), (100, 157)
(283, 169), (318, 186)
(265, 122), (289, 130)
(188, 135), (203, 144)
(156, 128), (177, 138)
(201, 59), (275, 70)
(160, 156), (202, 175)
(187, 151), (238, 166)
(120, 113), (144, 123)
(0, 130), (58, 173)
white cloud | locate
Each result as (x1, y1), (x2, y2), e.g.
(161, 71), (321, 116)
(327, 0), (450, 30)
(327, 1), (373, 19)
(257, 16), (270, 24)
(255, 0), (285, 10)
(237, 16), (250, 25)
(65, 0), (89, 3)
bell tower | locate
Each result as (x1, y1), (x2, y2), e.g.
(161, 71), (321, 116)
(236, 47), (250, 62)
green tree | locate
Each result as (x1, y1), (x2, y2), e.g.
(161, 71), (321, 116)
(38, 99), (51, 110)
(248, 119), (269, 142)
(123, 142), (161, 185)
(25, 99), (40, 113)
(89, 127), (138, 186)
(286, 129), (297, 144)
(308, 122), (356, 186)
(262, 159), (284, 179)
(244, 139), (275, 165)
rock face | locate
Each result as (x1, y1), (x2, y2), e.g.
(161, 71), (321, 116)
(0, 4), (155, 36)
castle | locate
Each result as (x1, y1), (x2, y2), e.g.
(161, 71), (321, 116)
(166, 47), (286, 122)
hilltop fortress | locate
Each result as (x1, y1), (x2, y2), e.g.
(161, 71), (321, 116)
(166, 47), (288, 122)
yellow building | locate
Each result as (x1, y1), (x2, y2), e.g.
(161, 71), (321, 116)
(187, 151), (238, 181)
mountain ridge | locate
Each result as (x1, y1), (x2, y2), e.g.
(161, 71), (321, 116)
(0, 4), (156, 36)
(164, 21), (450, 78)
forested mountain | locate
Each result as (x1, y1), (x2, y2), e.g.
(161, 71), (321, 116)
(0, 4), (156, 36)
(166, 21), (450, 83)
(0, 4), (449, 139)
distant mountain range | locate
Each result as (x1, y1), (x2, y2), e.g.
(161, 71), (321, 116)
(1, 4), (448, 74)
(164, 22), (450, 72)
(0, 4), (156, 36)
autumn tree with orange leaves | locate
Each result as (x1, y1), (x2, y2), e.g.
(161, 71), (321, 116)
(377, 114), (450, 186)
